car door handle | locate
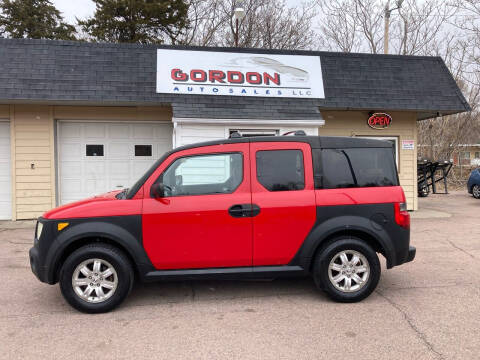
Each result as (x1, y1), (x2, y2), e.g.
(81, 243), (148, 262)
(228, 204), (261, 218)
(229, 204), (247, 218)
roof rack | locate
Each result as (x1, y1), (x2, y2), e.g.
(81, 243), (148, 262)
(282, 130), (306, 136)
(229, 131), (242, 139)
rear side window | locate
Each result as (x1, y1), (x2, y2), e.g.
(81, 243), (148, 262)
(256, 150), (305, 191)
(314, 148), (398, 189)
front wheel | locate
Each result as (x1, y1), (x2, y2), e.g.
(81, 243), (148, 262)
(59, 243), (134, 313)
(313, 237), (380, 302)
(472, 184), (480, 199)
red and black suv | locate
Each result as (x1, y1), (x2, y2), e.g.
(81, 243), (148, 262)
(30, 135), (415, 313)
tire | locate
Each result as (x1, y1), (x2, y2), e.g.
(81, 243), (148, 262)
(59, 243), (134, 313)
(472, 185), (480, 199)
(313, 237), (380, 302)
(418, 182), (429, 197)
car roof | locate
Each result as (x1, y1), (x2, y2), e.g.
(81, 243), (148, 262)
(173, 135), (394, 152)
(125, 135), (393, 199)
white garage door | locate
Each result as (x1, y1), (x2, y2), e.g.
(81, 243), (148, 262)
(0, 122), (12, 220)
(58, 122), (173, 205)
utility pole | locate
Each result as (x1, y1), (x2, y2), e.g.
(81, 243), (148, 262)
(384, 0), (404, 54)
(233, 5), (245, 47)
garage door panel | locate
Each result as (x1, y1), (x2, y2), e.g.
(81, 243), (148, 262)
(60, 179), (82, 203)
(133, 161), (154, 175)
(85, 161), (106, 176)
(109, 124), (129, 139)
(58, 122), (172, 205)
(0, 122), (11, 219)
(109, 161), (129, 175)
(60, 124), (82, 138)
(85, 178), (107, 194)
(60, 143), (82, 159)
(133, 124), (155, 139)
(59, 161), (82, 177)
(109, 143), (130, 159)
(0, 144), (10, 154)
(85, 123), (106, 139)
(154, 125), (172, 140)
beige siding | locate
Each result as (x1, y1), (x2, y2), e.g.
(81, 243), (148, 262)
(320, 111), (418, 210)
(12, 105), (55, 219)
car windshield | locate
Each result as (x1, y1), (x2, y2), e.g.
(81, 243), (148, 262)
(125, 159), (163, 199)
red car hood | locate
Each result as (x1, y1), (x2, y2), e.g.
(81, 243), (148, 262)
(42, 190), (132, 220)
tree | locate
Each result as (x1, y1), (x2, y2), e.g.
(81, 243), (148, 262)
(180, 0), (317, 50)
(79, 0), (189, 44)
(0, 0), (76, 40)
(315, 0), (455, 55)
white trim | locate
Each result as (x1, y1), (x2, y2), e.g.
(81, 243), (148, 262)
(173, 117), (325, 126)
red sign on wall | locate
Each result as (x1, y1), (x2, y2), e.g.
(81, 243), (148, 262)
(368, 113), (392, 129)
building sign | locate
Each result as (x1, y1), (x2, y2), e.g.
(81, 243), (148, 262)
(156, 49), (325, 98)
(367, 113), (392, 129)
(402, 140), (415, 150)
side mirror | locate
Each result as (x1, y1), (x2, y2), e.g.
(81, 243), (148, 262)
(151, 183), (166, 198)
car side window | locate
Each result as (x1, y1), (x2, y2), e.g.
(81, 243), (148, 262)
(314, 148), (398, 189)
(256, 150), (305, 191)
(159, 152), (243, 197)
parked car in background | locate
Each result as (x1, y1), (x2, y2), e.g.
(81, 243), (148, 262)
(30, 135), (415, 313)
(467, 168), (480, 199)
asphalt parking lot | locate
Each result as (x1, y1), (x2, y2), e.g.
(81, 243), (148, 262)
(0, 191), (479, 360)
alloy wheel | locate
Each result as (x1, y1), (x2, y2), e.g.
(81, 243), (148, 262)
(473, 185), (480, 199)
(72, 258), (118, 303)
(328, 250), (370, 293)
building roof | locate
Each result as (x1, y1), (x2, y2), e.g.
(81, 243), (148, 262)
(0, 38), (471, 121)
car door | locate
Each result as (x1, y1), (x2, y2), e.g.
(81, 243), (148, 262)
(250, 142), (317, 266)
(142, 143), (253, 270)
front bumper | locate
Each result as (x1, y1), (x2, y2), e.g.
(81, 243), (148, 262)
(29, 218), (56, 285)
(29, 245), (51, 283)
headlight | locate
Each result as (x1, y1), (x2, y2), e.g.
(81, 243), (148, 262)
(36, 221), (44, 240)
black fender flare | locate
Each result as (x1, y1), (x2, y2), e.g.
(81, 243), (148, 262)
(45, 220), (154, 283)
(294, 215), (396, 270)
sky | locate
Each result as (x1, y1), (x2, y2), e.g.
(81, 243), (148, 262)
(52, 0), (96, 23)
(52, 0), (306, 23)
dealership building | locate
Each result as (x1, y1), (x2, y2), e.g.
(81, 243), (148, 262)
(0, 38), (470, 220)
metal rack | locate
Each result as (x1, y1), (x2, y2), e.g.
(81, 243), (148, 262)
(417, 159), (453, 197)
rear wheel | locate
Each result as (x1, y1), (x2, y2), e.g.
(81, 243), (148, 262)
(473, 185), (480, 199)
(313, 237), (380, 302)
(59, 243), (134, 313)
